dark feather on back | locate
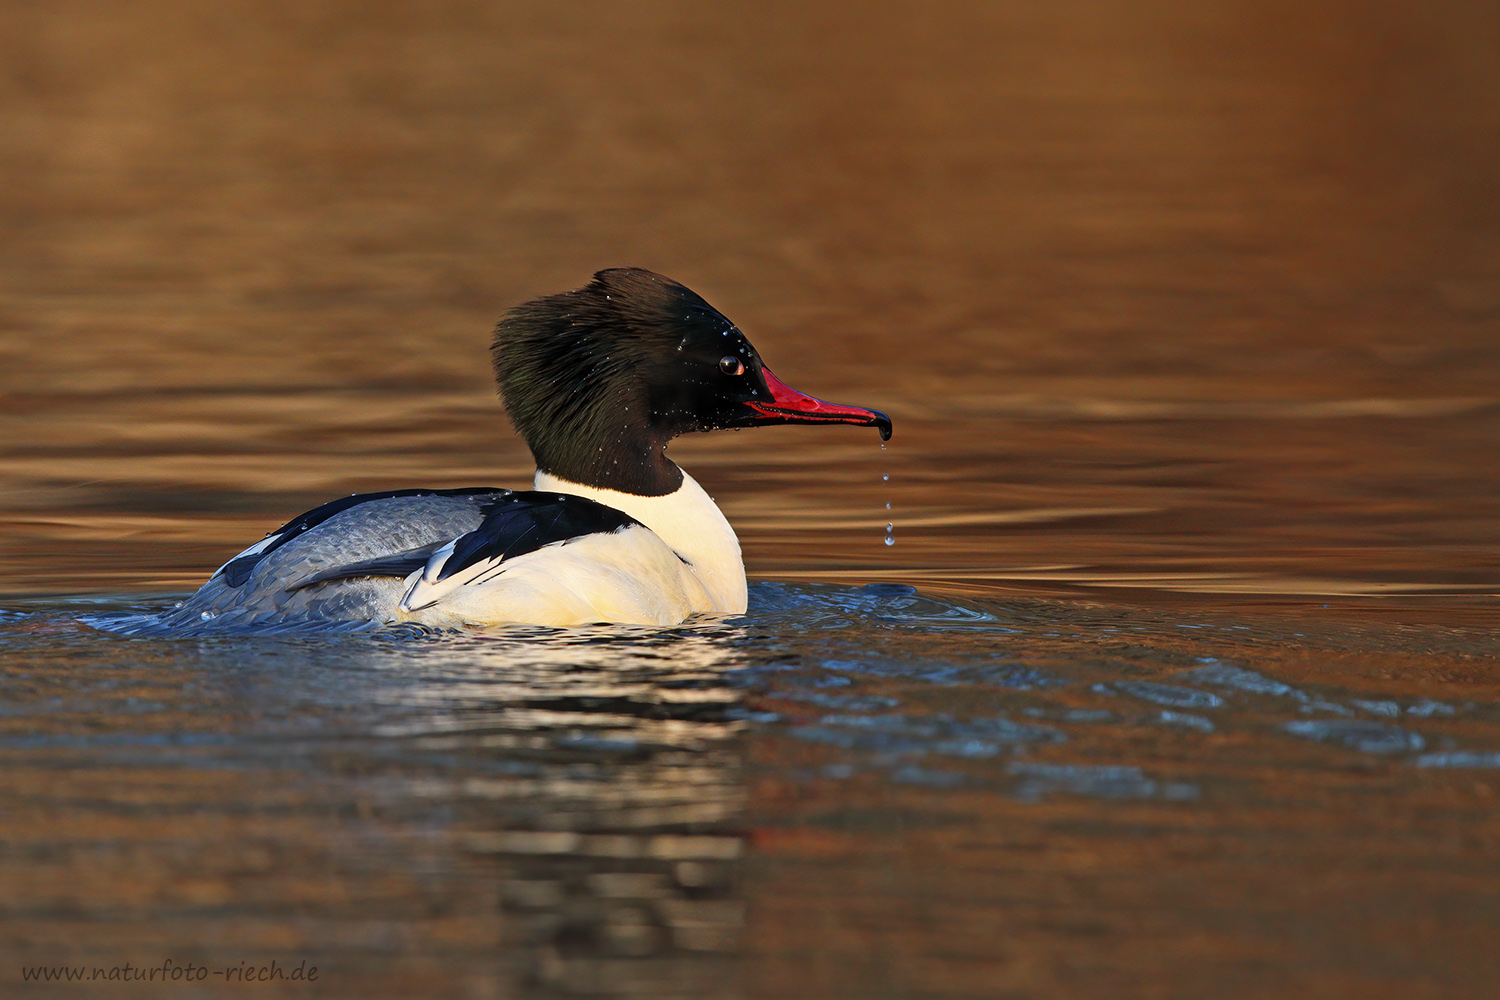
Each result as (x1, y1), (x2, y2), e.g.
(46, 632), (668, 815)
(437, 491), (642, 582)
(285, 491), (642, 591)
(220, 487), (507, 587)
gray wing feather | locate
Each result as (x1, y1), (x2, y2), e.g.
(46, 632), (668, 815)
(284, 543), (447, 591)
(152, 493), (499, 634)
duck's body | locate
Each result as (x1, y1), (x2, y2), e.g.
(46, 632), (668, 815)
(158, 269), (889, 633)
(162, 468), (740, 631)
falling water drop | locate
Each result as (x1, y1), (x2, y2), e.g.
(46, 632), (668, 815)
(879, 447), (892, 546)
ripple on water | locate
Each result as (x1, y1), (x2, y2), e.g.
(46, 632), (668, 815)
(5, 583), (1500, 995)
(1413, 751), (1500, 768)
(1282, 719), (1427, 754)
(790, 712), (1066, 758)
(1157, 710), (1216, 733)
(1109, 680), (1224, 710)
(5, 584), (1500, 810)
(1182, 661), (1306, 699)
(826, 657), (1069, 689)
(751, 582), (1017, 634)
(1006, 762), (1200, 802)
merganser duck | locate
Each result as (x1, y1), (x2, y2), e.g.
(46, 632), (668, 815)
(157, 268), (891, 632)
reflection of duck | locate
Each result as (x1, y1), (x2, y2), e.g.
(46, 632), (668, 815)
(359, 626), (752, 979)
(375, 625), (754, 753)
(165, 269), (890, 630)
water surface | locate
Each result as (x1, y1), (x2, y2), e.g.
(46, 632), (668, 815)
(5, 587), (1500, 998)
(4, 1), (1500, 996)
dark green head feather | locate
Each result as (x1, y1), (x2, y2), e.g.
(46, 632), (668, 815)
(491, 268), (764, 495)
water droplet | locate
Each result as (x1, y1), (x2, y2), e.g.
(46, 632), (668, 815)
(886, 522), (894, 533)
(882, 474), (889, 481)
(884, 534), (895, 547)
(199, 611), (215, 621)
(885, 502), (892, 510)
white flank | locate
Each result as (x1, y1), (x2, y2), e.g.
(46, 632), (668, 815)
(395, 525), (714, 628)
(534, 467), (748, 614)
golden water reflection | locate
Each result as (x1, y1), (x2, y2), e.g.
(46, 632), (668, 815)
(6, 387), (1500, 623)
(2, 0), (1500, 622)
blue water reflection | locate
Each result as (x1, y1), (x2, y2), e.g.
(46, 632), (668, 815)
(5, 582), (1500, 994)
(10, 583), (1499, 793)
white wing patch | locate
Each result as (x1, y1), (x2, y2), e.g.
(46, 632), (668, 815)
(394, 525), (713, 628)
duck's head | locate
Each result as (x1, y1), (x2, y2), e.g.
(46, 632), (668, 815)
(492, 268), (892, 496)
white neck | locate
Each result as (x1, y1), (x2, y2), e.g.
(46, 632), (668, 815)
(533, 467), (748, 614)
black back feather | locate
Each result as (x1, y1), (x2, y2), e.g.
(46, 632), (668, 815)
(437, 492), (641, 582)
(284, 492), (642, 592)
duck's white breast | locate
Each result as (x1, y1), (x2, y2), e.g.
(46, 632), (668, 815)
(533, 468), (748, 614)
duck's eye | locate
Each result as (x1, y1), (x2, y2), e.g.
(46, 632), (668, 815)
(719, 356), (745, 376)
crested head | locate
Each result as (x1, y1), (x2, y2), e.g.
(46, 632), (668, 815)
(492, 268), (740, 494)
(492, 268), (892, 496)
